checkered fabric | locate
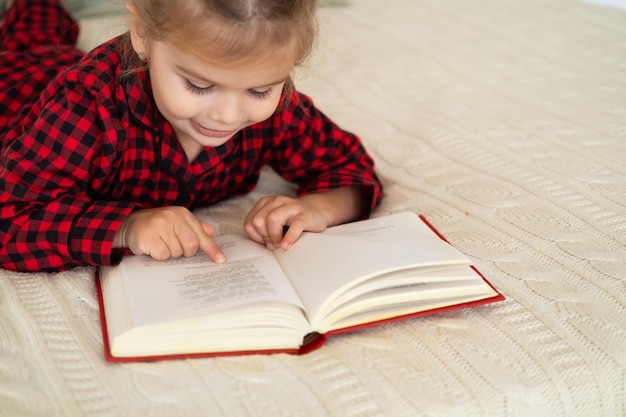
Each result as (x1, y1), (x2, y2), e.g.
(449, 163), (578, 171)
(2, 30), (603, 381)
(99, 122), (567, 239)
(0, 0), (383, 272)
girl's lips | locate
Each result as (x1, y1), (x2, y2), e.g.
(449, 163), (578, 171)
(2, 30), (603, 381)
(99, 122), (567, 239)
(191, 120), (236, 138)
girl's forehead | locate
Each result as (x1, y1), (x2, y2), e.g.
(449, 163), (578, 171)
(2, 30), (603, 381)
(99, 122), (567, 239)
(166, 41), (292, 87)
(173, 31), (297, 76)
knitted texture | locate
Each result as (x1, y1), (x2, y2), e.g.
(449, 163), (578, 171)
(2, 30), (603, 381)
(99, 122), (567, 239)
(1, 0), (625, 416)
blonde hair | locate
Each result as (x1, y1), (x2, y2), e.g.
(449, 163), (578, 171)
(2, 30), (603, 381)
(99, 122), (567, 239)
(120, 0), (318, 91)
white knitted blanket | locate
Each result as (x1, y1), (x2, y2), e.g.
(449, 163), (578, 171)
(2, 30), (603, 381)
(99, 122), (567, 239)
(1, 0), (625, 416)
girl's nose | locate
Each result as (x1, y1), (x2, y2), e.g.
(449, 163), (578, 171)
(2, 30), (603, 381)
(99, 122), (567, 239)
(206, 93), (242, 125)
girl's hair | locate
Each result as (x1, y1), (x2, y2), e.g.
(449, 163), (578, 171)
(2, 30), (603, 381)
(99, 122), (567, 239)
(120, 0), (319, 95)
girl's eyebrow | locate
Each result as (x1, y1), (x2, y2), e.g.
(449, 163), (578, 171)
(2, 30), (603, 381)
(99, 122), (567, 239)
(176, 65), (288, 89)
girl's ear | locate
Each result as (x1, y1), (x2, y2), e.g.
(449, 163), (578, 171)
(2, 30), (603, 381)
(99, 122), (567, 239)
(126, 2), (149, 58)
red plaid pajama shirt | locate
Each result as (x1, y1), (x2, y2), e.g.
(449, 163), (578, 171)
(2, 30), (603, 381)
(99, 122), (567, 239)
(0, 0), (383, 272)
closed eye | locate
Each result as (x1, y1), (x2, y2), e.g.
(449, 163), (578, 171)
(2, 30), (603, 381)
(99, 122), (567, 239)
(249, 88), (273, 101)
(184, 79), (212, 95)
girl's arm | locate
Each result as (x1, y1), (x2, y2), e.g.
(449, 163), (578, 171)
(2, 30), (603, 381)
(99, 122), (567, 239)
(246, 90), (383, 250)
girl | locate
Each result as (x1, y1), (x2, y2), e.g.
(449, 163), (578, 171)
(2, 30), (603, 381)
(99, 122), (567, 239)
(0, 0), (382, 272)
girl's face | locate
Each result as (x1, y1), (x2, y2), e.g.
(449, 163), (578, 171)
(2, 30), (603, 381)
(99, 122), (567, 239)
(146, 40), (291, 160)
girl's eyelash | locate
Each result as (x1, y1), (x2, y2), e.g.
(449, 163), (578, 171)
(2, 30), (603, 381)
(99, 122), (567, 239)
(184, 80), (211, 95)
(249, 88), (272, 101)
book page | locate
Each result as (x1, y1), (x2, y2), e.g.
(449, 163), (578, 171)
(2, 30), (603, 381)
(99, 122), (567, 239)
(273, 212), (472, 326)
(114, 235), (305, 328)
(319, 268), (498, 330)
(314, 264), (498, 329)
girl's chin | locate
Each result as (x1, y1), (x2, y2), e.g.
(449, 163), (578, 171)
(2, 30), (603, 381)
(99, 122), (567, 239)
(201, 136), (234, 148)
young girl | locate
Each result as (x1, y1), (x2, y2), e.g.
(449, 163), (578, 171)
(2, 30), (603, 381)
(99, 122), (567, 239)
(0, 0), (382, 272)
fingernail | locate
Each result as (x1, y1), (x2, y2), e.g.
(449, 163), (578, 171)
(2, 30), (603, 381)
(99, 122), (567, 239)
(215, 254), (226, 264)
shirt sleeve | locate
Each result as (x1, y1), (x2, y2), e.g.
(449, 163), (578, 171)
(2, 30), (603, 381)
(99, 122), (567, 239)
(268, 91), (383, 217)
(0, 76), (134, 272)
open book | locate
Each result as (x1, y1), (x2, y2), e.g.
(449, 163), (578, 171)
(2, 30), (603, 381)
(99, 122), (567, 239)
(96, 212), (504, 362)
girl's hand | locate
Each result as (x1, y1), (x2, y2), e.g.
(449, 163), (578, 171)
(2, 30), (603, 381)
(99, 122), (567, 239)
(244, 195), (328, 250)
(244, 187), (364, 250)
(113, 206), (226, 263)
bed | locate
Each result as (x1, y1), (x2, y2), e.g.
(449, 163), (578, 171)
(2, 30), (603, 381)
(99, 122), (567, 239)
(1, 0), (625, 416)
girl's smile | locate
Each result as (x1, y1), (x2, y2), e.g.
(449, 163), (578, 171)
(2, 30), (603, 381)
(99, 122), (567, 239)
(190, 120), (237, 139)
